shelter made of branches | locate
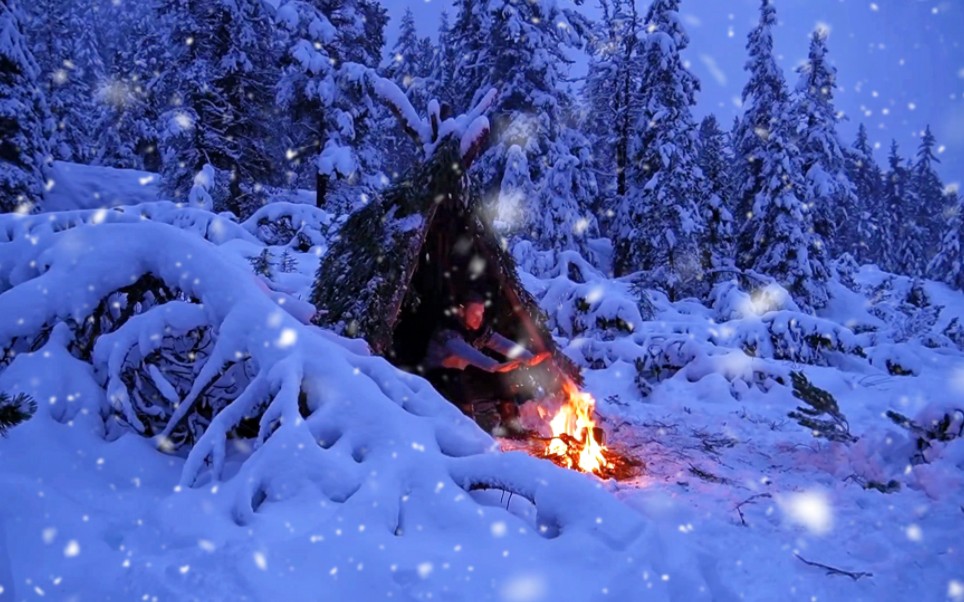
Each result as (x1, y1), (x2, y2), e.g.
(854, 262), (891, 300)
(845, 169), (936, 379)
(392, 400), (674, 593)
(310, 140), (579, 389)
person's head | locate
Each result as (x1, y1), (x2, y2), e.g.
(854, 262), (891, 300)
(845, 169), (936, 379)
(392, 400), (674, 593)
(459, 292), (487, 331)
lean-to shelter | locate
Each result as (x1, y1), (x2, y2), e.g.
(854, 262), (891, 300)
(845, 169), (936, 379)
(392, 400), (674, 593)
(310, 83), (580, 404)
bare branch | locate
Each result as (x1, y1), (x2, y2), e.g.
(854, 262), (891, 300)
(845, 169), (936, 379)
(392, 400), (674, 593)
(794, 554), (873, 581)
(734, 493), (771, 526)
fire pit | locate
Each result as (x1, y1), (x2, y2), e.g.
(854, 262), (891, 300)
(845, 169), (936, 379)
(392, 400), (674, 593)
(502, 377), (640, 480)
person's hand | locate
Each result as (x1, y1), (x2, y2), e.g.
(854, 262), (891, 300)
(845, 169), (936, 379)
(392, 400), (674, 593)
(526, 351), (551, 367)
(494, 359), (522, 373)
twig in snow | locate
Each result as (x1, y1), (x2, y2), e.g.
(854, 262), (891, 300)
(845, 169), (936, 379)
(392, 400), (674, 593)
(734, 493), (771, 527)
(794, 554), (873, 581)
(688, 464), (729, 485)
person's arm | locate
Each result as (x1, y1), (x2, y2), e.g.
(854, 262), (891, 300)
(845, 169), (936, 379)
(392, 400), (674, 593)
(440, 336), (502, 372)
(483, 332), (534, 361)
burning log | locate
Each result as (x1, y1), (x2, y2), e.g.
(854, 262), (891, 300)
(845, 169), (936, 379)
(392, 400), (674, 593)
(525, 376), (640, 480)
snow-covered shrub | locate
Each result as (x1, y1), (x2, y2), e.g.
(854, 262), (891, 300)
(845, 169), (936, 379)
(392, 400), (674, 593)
(831, 253), (861, 291)
(712, 311), (863, 366)
(941, 317), (964, 350)
(709, 278), (800, 322)
(0, 202), (258, 250)
(188, 164), (217, 211)
(886, 406), (964, 464)
(240, 201), (336, 251)
(861, 274), (944, 345)
(514, 243), (654, 340)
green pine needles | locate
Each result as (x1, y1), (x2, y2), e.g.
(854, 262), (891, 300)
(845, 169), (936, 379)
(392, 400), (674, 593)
(0, 392), (38, 437)
(788, 371), (855, 443)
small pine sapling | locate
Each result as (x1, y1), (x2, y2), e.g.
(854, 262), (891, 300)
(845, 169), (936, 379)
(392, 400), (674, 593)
(0, 392), (38, 436)
(279, 250), (298, 273)
(886, 408), (964, 464)
(787, 371), (855, 443)
(248, 249), (274, 277)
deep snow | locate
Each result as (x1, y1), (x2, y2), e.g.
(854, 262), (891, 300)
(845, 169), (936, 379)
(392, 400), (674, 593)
(0, 164), (962, 602)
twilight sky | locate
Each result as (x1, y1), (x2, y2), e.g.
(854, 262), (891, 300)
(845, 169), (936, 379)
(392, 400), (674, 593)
(382, 0), (964, 187)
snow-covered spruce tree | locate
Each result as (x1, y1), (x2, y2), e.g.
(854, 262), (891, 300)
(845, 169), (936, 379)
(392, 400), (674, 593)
(384, 7), (428, 101)
(449, 0), (488, 114)
(613, 0), (706, 300)
(494, 144), (533, 235)
(733, 0), (787, 232)
(381, 7), (433, 180)
(452, 0), (598, 254)
(790, 27), (857, 257)
(582, 0), (645, 228)
(734, 0), (830, 311)
(23, 0), (102, 163)
(157, 0), (280, 217)
(913, 125), (947, 254)
(428, 10), (458, 110)
(926, 189), (963, 290)
(275, 0), (387, 210)
(884, 140), (924, 276)
(697, 115), (736, 278)
(0, 0), (51, 213)
(844, 123), (883, 262)
(90, 0), (164, 170)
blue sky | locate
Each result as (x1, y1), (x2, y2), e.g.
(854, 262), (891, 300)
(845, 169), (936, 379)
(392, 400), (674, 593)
(383, 0), (963, 186)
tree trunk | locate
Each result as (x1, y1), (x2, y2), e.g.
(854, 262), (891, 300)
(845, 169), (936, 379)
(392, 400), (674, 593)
(316, 172), (329, 209)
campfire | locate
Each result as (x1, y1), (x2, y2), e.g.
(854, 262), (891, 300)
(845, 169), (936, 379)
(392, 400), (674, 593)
(511, 376), (638, 480)
(544, 378), (611, 474)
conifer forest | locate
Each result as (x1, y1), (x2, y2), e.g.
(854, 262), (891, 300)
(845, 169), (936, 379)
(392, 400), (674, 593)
(0, 0), (962, 600)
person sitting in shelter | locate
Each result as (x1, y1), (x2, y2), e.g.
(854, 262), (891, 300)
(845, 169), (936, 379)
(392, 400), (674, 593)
(423, 291), (548, 435)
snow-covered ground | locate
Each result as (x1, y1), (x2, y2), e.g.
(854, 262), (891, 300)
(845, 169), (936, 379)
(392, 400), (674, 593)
(1, 164), (962, 601)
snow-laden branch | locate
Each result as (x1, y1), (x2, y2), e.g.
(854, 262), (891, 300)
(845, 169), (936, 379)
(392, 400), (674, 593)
(371, 75), (496, 166)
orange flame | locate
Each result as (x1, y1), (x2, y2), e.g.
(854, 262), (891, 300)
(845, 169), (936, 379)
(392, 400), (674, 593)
(543, 378), (613, 475)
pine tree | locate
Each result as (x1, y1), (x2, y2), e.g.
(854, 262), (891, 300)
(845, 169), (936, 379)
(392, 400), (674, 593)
(158, 0), (279, 216)
(927, 190), (963, 290)
(791, 28), (856, 257)
(884, 140), (923, 276)
(697, 115), (735, 277)
(384, 8), (427, 103)
(429, 10), (458, 110)
(449, 0), (488, 114)
(613, 0), (705, 299)
(494, 144), (533, 235)
(276, 0), (388, 210)
(733, 0), (788, 230)
(0, 0), (52, 212)
(451, 0), (598, 254)
(279, 250), (299, 273)
(913, 125), (946, 253)
(24, 0), (102, 163)
(92, 0), (163, 170)
(381, 7), (431, 179)
(844, 124), (883, 262)
(734, 0), (830, 311)
(582, 0), (644, 217)
(249, 248), (274, 277)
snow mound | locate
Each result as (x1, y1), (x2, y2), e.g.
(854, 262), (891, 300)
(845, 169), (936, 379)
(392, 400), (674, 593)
(0, 213), (709, 600)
